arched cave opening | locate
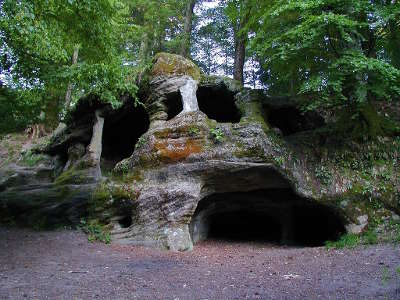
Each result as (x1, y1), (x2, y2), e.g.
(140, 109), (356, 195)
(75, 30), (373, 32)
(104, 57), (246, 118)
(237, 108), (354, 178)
(197, 85), (241, 123)
(266, 106), (325, 136)
(165, 91), (183, 120)
(101, 104), (150, 170)
(189, 189), (345, 247)
(118, 215), (133, 228)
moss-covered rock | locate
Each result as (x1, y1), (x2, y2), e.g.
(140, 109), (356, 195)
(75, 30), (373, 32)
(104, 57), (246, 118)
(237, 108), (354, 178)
(151, 53), (201, 81)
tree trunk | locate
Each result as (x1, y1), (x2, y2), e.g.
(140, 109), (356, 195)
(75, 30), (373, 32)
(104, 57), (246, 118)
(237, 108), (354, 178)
(63, 45), (80, 112)
(233, 34), (246, 84)
(233, 2), (250, 85)
(180, 0), (196, 58)
(139, 32), (149, 61)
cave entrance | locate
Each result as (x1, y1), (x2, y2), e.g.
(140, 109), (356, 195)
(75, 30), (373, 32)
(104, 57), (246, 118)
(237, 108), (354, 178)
(101, 104), (150, 170)
(265, 105), (325, 136)
(197, 85), (241, 123)
(165, 91), (183, 120)
(190, 189), (346, 247)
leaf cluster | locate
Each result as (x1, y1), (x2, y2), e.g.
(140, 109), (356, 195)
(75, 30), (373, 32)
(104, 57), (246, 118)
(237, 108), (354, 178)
(247, 0), (400, 113)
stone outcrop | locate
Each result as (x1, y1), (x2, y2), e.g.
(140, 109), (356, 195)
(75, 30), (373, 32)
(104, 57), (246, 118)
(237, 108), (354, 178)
(1, 54), (399, 250)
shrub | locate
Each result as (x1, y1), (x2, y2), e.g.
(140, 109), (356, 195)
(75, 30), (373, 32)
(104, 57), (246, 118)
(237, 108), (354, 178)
(210, 127), (224, 143)
(79, 219), (111, 244)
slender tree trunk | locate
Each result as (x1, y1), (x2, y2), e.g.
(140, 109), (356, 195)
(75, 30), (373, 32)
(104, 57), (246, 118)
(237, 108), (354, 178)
(180, 0), (196, 57)
(233, 34), (246, 84)
(63, 44), (80, 113)
(139, 32), (149, 61)
(233, 2), (250, 85)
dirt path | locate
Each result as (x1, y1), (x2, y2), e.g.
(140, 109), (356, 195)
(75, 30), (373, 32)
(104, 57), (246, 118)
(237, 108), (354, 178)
(0, 228), (399, 299)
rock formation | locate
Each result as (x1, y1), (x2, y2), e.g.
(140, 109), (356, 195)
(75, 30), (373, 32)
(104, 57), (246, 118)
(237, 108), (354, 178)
(1, 53), (399, 250)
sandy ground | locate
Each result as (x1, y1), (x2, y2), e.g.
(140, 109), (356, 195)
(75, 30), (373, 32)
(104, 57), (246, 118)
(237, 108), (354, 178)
(0, 227), (399, 300)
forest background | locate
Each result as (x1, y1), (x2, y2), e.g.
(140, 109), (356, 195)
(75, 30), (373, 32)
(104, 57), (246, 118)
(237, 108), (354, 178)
(0, 0), (399, 139)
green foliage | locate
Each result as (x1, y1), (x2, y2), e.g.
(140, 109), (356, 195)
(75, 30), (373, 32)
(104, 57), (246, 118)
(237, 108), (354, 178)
(21, 150), (45, 167)
(0, 0), (140, 127)
(362, 229), (378, 245)
(0, 86), (44, 133)
(315, 165), (332, 185)
(188, 126), (200, 136)
(247, 0), (400, 137)
(79, 219), (111, 244)
(58, 57), (139, 109)
(192, 3), (234, 76)
(123, 0), (186, 59)
(135, 136), (147, 150)
(210, 127), (225, 143)
(325, 233), (361, 249)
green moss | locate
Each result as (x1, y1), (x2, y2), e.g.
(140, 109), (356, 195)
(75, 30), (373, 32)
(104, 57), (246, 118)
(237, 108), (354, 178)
(200, 75), (242, 91)
(90, 182), (139, 217)
(54, 167), (91, 185)
(151, 53), (201, 81)
(238, 101), (269, 133)
(233, 142), (266, 159)
(112, 169), (144, 183)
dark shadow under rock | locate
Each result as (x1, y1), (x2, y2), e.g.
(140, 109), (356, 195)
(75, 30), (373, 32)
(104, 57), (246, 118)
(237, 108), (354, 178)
(197, 85), (241, 123)
(101, 104), (150, 170)
(190, 189), (346, 247)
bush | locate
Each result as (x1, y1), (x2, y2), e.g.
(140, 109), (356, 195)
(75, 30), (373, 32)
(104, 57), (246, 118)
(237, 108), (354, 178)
(210, 127), (224, 143)
(79, 219), (111, 244)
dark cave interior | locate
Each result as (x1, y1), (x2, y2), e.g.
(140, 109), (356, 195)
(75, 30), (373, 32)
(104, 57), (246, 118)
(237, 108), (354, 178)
(190, 189), (346, 247)
(197, 85), (241, 123)
(101, 104), (150, 170)
(118, 215), (133, 228)
(165, 91), (184, 120)
(265, 106), (325, 136)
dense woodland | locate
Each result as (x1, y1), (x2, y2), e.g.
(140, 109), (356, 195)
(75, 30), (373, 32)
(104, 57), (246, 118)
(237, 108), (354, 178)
(0, 0), (399, 138)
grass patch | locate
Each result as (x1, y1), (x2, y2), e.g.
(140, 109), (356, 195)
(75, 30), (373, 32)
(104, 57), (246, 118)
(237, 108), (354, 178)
(325, 233), (361, 249)
(362, 229), (378, 245)
(381, 266), (391, 286)
(21, 150), (45, 167)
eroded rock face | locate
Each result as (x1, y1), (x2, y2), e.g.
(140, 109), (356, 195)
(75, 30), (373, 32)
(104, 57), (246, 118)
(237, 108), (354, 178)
(1, 54), (399, 250)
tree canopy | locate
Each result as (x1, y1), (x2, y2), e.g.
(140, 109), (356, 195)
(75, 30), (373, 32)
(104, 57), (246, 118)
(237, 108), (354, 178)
(248, 0), (400, 109)
(0, 0), (399, 137)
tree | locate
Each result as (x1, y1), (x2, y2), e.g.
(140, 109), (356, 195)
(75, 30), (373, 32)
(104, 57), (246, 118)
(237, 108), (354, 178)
(125, 0), (186, 61)
(225, 0), (251, 84)
(0, 0), (138, 126)
(181, 0), (197, 58)
(248, 0), (400, 138)
(192, 1), (235, 76)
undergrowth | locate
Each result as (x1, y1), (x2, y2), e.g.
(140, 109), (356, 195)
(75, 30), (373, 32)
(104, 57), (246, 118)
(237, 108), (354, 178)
(326, 233), (361, 249)
(78, 219), (111, 244)
(326, 222), (400, 249)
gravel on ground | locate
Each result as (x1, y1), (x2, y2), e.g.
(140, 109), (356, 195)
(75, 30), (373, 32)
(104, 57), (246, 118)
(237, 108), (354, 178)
(0, 227), (399, 299)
